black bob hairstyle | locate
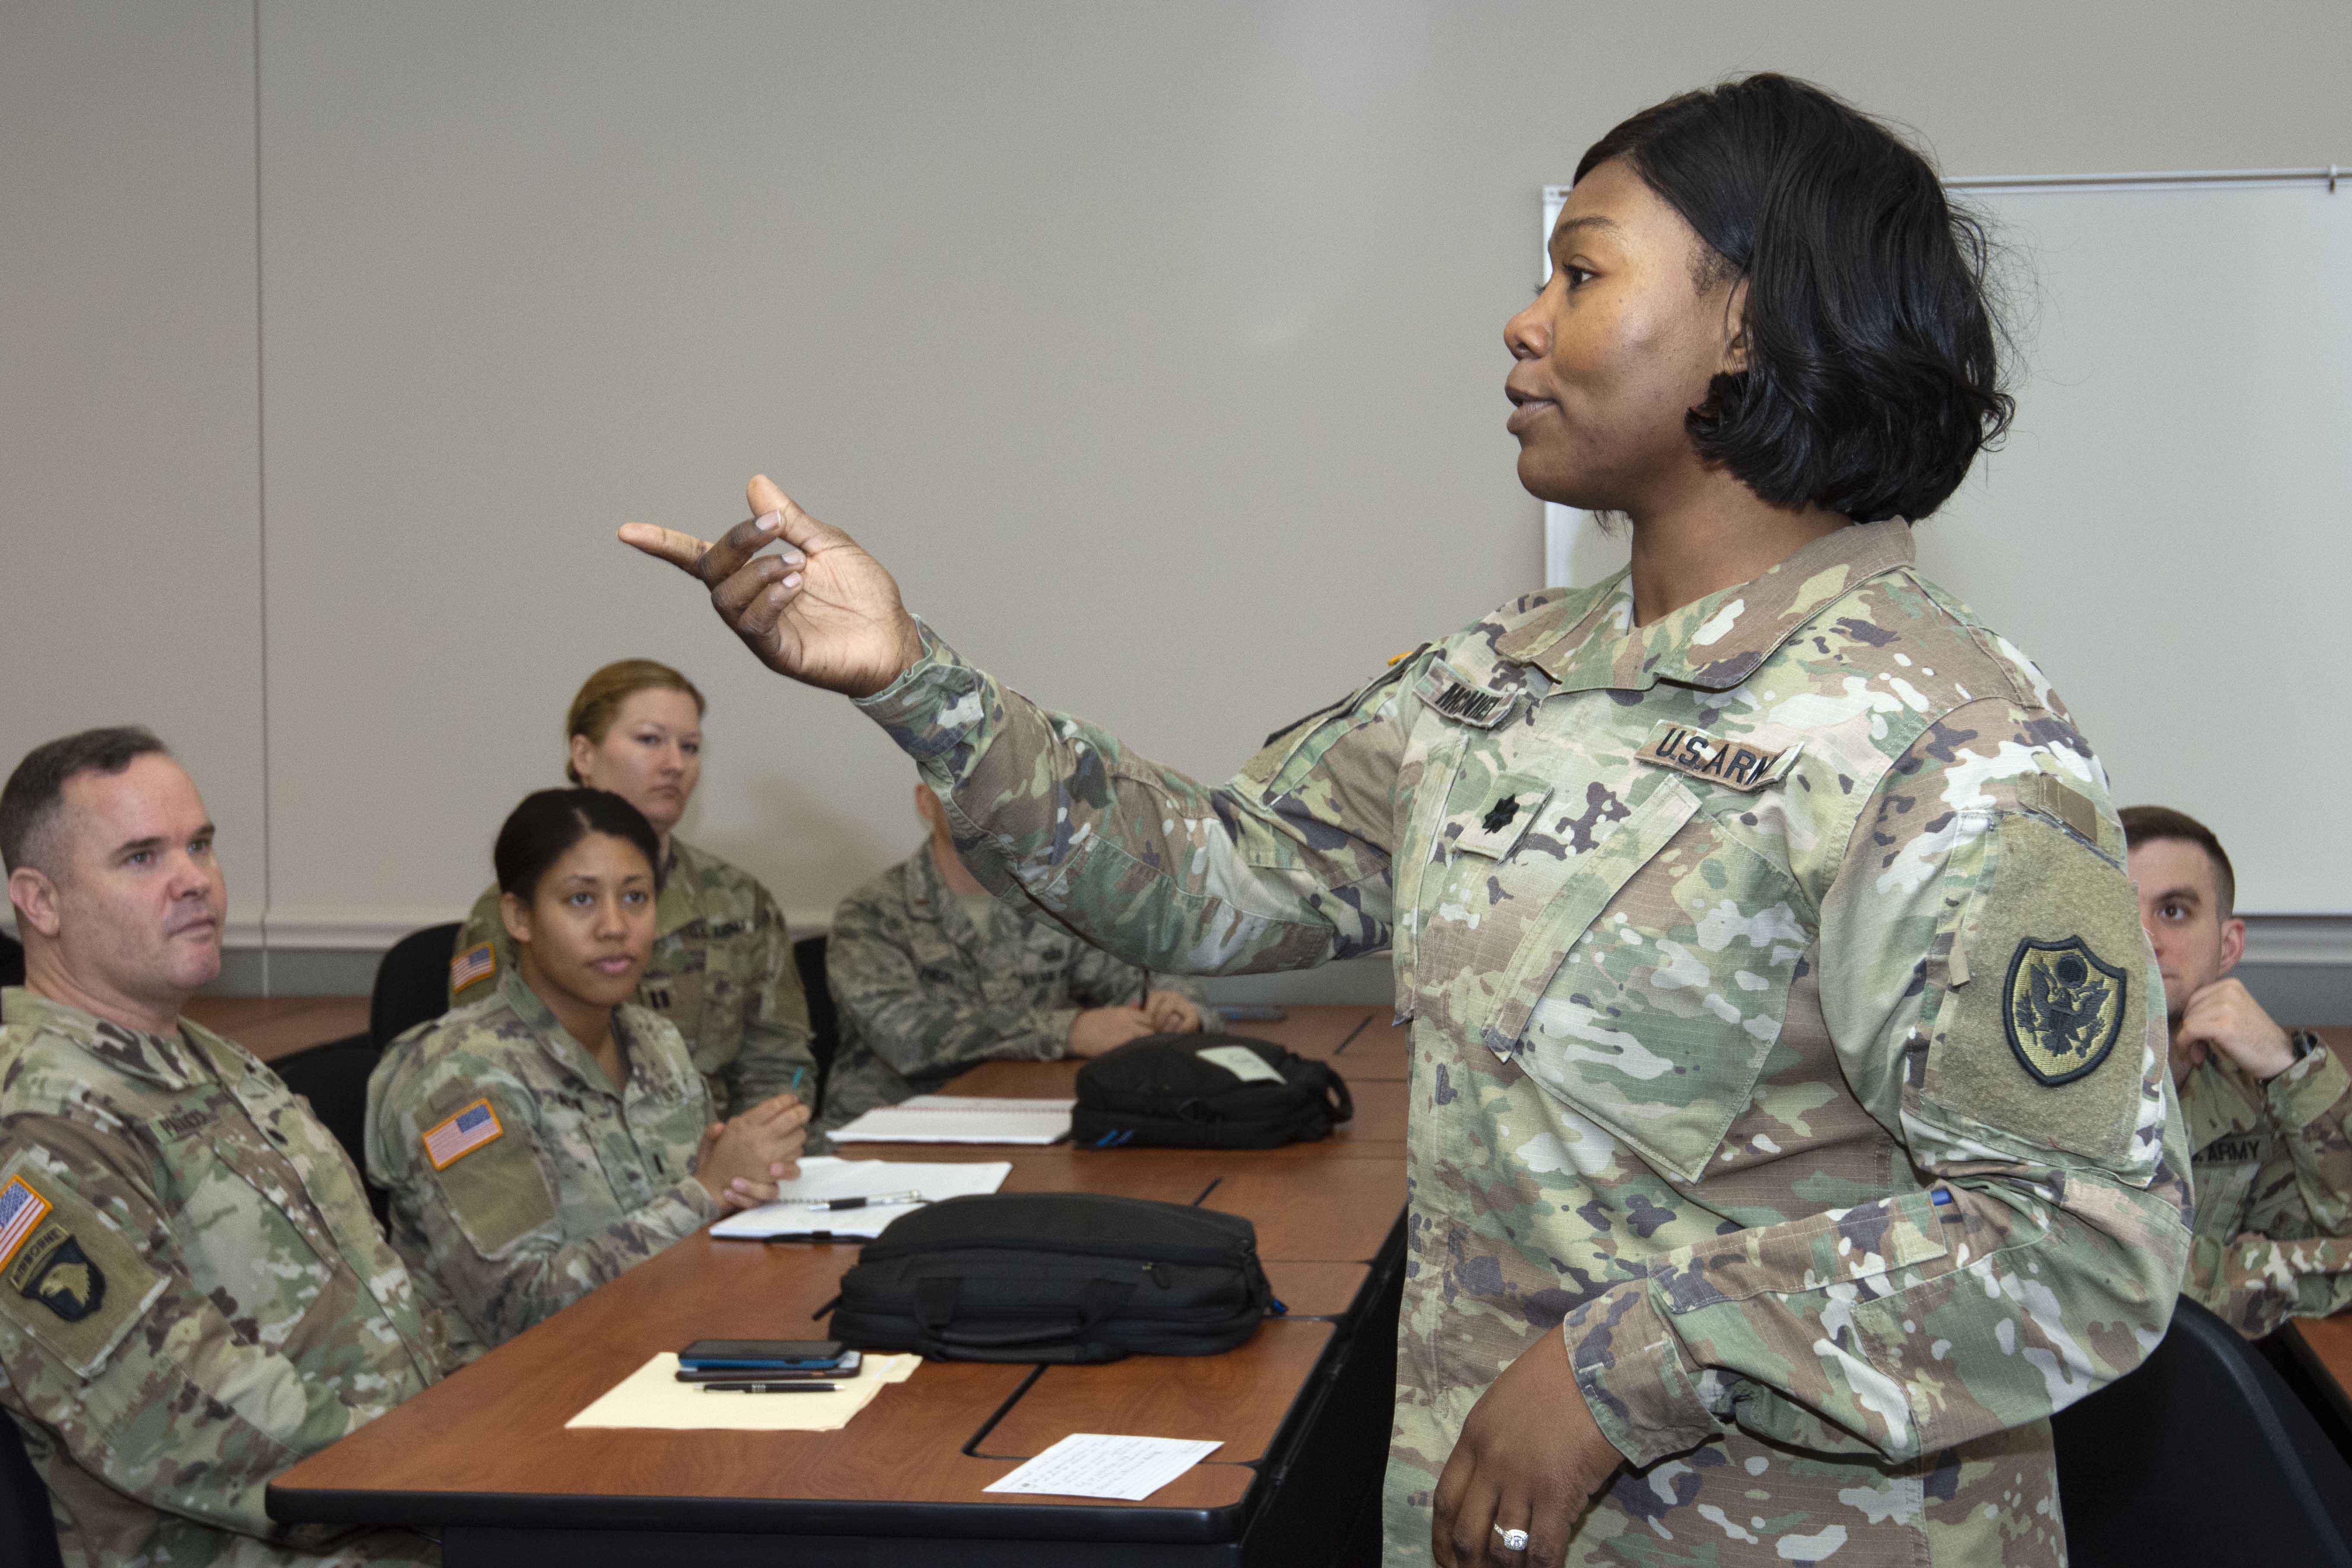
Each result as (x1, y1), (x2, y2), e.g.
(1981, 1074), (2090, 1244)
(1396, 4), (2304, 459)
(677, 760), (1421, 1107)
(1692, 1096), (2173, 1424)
(1576, 74), (2013, 524)
(493, 788), (664, 907)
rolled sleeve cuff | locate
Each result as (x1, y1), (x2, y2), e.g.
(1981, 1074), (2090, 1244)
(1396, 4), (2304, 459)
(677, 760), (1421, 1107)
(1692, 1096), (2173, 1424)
(1559, 1283), (1720, 1468)
(2267, 1039), (2351, 1132)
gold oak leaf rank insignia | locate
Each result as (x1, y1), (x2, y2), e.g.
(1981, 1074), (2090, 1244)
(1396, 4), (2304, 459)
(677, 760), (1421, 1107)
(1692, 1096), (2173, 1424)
(2003, 937), (2128, 1087)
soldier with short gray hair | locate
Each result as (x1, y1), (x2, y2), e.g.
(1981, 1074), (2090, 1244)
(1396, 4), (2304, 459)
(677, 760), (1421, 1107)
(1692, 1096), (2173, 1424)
(0, 728), (462, 1567)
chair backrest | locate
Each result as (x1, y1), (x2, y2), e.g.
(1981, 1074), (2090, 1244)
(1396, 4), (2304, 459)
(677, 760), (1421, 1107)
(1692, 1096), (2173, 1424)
(271, 1033), (389, 1224)
(0, 931), (23, 990)
(370, 922), (462, 1049)
(2053, 1293), (2352, 1567)
(793, 932), (838, 1112)
(0, 1413), (65, 1568)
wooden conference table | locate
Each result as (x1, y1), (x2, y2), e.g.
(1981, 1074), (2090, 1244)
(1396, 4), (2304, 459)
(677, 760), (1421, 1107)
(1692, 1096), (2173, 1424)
(271, 1005), (1412, 1567)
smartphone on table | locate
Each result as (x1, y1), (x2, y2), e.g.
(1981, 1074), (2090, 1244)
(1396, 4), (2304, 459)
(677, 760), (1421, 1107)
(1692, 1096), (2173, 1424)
(677, 1339), (855, 1373)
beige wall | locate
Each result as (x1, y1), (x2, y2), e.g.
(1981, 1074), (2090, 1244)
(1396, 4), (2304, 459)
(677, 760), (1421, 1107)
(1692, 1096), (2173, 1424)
(7, 1), (2349, 975)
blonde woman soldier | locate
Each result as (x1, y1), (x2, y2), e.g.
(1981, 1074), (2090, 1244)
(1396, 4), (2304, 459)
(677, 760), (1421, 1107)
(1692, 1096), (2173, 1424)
(448, 660), (819, 1121)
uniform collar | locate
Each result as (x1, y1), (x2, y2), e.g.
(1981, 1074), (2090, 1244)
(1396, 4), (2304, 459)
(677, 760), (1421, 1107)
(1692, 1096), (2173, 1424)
(2181, 1054), (2268, 1151)
(654, 838), (704, 941)
(0, 985), (251, 1092)
(905, 837), (991, 935)
(496, 967), (673, 1101)
(1493, 519), (1915, 695)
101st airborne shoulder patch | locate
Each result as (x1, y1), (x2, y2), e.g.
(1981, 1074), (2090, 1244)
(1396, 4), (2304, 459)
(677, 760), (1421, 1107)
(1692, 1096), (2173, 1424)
(0, 1176), (105, 1325)
(2003, 937), (2128, 1087)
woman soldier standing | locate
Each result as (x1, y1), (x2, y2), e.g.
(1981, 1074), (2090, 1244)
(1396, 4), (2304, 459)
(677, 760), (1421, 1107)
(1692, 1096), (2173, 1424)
(448, 660), (819, 1123)
(627, 76), (2189, 1568)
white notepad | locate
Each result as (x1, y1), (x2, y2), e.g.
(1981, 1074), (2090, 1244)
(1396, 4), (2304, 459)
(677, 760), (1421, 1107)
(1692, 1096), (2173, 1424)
(708, 1156), (1012, 1240)
(826, 1094), (1075, 1146)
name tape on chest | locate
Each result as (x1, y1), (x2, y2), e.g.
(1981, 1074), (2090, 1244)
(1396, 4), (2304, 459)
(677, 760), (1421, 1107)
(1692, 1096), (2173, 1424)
(1637, 721), (1800, 792)
(1415, 660), (1517, 729)
(423, 1098), (505, 1170)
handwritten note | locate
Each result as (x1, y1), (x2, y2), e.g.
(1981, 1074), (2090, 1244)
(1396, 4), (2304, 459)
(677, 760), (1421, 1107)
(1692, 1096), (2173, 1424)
(982, 1433), (1224, 1501)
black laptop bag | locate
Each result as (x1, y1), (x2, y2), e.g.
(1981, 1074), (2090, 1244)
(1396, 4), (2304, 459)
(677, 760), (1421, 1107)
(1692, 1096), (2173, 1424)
(1072, 1032), (1353, 1149)
(828, 1192), (1276, 1363)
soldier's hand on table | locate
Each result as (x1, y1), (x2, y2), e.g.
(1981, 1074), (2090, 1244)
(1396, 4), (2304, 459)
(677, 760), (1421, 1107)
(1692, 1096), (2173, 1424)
(2176, 977), (2296, 1080)
(1068, 1006), (1158, 1058)
(1432, 1329), (1621, 1568)
(620, 475), (927, 698)
(1144, 991), (1202, 1033)
(695, 1095), (812, 1210)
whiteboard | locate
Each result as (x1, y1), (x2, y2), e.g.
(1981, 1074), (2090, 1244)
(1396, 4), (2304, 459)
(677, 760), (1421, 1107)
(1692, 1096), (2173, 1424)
(1540, 178), (2352, 915)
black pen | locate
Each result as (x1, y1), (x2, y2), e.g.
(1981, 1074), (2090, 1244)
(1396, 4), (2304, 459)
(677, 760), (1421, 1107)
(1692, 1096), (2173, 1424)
(770, 1189), (925, 1211)
(700, 1381), (839, 1393)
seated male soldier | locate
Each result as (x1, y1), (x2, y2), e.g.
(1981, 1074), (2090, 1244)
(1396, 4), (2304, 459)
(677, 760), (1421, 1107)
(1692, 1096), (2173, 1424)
(0, 728), (465, 1566)
(822, 783), (1208, 1128)
(2125, 804), (2352, 1336)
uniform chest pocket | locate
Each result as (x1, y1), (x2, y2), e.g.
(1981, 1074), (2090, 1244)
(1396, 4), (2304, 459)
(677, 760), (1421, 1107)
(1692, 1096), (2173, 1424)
(171, 1135), (339, 1351)
(1514, 813), (1811, 1182)
(643, 944), (708, 1062)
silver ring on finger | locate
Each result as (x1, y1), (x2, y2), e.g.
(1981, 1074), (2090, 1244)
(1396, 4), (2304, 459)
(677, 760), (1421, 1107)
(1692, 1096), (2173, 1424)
(1494, 1524), (1530, 1552)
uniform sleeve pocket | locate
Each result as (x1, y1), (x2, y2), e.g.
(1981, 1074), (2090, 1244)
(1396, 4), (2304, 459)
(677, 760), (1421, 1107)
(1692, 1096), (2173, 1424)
(1916, 810), (2154, 1173)
(0, 1154), (168, 1379)
(414, 1095), (558, 1258)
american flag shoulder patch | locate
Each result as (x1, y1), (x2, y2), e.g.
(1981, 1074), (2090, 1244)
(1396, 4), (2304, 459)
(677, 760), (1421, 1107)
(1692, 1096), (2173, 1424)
(423, 1099), (504, 1170)
(449, 942), (496, 992)
(0, 1176), (54, 1272)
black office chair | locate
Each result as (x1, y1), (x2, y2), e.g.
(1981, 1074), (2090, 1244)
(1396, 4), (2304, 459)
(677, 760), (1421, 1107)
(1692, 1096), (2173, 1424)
(0, 1412), (64, 1568)
(794, 932), (839, 1114)
(0, 930), (23, 989)
(370, 922), (462, 1050)
(272, 1031), (389, 1224)
(2053, 1293), (2352, 1566)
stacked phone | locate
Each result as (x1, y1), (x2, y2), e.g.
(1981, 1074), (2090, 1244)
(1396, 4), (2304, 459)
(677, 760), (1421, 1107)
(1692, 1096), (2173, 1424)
(675, 1339), (860, 1390)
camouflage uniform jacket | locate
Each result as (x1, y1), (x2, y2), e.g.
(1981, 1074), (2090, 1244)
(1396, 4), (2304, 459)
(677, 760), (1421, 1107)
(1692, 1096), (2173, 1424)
(2178, 1039), (2352, 1336)
(855, 520), (2193, 1567)
(0, 987), (452, 1568)
(820, 843), (1206, 1128)
(367, 969), (721, 1349)
(448, 837), (817, 1119)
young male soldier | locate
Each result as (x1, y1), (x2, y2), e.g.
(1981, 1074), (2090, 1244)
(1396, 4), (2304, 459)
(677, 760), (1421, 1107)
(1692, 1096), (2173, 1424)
(2124, 804), (2352, 1336)
(0, 728), (464, 1567)
(819, 782), (1208, 1128)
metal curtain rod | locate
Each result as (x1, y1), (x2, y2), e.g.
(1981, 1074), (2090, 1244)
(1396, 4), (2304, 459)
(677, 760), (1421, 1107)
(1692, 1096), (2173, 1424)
(1946, 166), (2343, 193)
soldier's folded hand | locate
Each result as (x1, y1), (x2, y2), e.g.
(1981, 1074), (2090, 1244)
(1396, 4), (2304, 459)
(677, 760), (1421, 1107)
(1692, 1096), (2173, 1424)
(695, 1095), (812, 1210)
(1143, 991), (1202, 1033)
(620, 474), (927, 697)
(2176, 977), (2295, 1080)
(1431, 1328), (1621, 1568)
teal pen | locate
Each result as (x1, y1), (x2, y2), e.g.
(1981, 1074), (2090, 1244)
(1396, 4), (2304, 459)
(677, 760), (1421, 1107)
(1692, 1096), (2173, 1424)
(791, 1066), (805, 1096)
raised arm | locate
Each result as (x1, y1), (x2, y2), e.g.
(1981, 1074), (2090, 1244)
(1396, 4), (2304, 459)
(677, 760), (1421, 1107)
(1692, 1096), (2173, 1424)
(624, 476), (1403, 975)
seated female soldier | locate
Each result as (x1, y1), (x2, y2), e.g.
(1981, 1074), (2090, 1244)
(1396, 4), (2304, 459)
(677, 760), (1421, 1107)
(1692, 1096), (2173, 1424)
(369, 788), (810, 1349)
(446, 658), (819, 1122)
